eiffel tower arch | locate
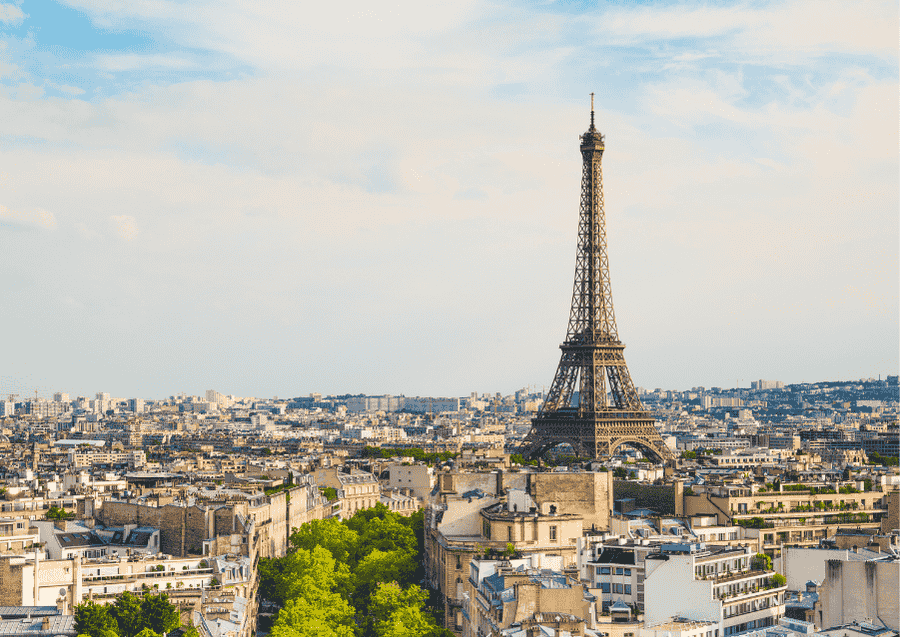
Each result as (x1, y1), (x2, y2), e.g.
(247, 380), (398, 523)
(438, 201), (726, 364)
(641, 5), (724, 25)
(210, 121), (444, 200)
(520, 97), (674, 464)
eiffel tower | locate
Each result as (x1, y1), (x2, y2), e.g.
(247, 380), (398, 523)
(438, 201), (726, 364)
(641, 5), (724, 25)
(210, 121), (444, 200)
(521, 96), (674, 463)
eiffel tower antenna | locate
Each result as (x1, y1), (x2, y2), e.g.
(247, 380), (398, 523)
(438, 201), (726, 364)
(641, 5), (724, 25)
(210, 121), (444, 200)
(520, 96), (674, 463)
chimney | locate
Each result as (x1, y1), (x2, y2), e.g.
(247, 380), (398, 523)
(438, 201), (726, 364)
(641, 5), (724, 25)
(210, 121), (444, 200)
(41, 617), (50, 631)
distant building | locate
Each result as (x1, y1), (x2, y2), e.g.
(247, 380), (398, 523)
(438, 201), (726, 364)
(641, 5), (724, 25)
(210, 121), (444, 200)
(751, 381), (785, 390)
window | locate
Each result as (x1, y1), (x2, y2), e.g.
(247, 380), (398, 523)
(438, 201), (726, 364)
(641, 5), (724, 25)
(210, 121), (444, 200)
(483, 520), (491, 539)
(600, 567), (611, 574)
(549, 525), (557, 541)
(508, 527), (513, 541)
(614, 583), (623, 594)
(615, 567), (623, 575)
(624, 584), (632, 595)
(600, 583), (610, 593)
(624, 568), (631, 576)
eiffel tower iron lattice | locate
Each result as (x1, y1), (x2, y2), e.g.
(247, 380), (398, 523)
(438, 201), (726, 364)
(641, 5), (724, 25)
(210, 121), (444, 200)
(520, 97), (674, 463)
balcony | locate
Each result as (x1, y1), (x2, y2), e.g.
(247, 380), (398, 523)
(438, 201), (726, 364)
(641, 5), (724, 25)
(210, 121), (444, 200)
(82, 567), (214, 582)
(706, 568), (768, 585)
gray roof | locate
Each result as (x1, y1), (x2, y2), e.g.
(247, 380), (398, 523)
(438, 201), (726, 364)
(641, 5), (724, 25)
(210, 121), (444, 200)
(56, 531), (103, 548)
(0, 615), (75, 636)
(0, 610), (58, 621)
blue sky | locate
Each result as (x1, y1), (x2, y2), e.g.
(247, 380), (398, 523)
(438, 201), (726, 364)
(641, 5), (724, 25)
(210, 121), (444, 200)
(1, 0), (897, 399)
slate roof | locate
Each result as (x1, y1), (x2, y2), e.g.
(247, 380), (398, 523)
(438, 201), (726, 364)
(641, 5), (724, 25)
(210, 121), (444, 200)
(0, 615), (75, 636)
(594, 547), (636, 565)
(56, 531), (103, 548)
(0, 610), (58, 621)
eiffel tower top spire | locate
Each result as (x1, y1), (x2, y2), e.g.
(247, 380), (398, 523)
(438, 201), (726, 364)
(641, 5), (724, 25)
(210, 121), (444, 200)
(581, 92), (604, 149)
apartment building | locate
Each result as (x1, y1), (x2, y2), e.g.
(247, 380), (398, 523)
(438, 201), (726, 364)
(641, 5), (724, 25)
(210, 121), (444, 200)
(426, 467), (613, 633)
(463, 554), (596, 637)
(0, 551), (252, 615)
(315, 466), (381, 518)
(644, 543), (787, 637)
(0, 517), (40, 555)
(685, 485), (891, 556)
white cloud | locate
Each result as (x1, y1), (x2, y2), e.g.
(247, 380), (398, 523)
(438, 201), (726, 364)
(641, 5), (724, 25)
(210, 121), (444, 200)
(52, 84), (86, 96)
(95, 54), (197, 71)
(0, 3), (25, 25)
(110, 215), (138, 240)
(592, 0), (895, 59)
(0, 204), (56, 230)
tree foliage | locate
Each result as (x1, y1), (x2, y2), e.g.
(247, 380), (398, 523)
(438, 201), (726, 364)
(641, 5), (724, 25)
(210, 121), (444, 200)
(751, 553), (772, 571)
(361, 446), (457, 465)
(109, 591), (143, 637)
(261, 503), (440, 637)
(46, 505), (73, 520)
(289, 517), (359, 565)
(139, 593), (180, 636)
(75, 601), (117, 637)
(74, 592), (180, 637)
(368, 582), (451, 637)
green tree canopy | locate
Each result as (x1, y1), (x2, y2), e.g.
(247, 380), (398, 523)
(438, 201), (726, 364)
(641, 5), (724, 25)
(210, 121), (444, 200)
(354, 514), (418, 560)
(268, 593), (355, 637)
(262, 545), (354, 606)
(368, 582), (452, 637)
(355, 548), (418, 605)
(74, 601), (117, 637)
(289, 518), (360, 566)
(139, 593), (180, 636)
(109, 591), (143, 637)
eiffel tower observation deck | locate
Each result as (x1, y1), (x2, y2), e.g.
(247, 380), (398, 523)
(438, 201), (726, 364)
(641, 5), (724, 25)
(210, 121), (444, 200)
(521, 96), (674, 463)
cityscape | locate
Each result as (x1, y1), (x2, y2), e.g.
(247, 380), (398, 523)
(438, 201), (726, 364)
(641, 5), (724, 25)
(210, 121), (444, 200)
(0, 373), (897, 637)
(1, 2), (898, 637)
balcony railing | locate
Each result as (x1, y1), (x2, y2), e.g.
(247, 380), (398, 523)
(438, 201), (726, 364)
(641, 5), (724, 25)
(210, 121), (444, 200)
(82, 567), (214, 582)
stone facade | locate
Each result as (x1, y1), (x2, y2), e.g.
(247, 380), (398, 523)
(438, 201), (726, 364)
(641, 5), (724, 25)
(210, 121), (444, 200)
(613, 480), (684, 516)
(426, 468), (613, 633)
(816, 557), (900, 631)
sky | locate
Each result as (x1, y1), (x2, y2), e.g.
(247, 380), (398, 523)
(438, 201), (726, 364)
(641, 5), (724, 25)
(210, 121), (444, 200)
(0, 0), (897, 400)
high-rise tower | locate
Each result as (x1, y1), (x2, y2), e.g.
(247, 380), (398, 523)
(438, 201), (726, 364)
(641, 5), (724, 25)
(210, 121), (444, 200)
(521, 97), (674, 462)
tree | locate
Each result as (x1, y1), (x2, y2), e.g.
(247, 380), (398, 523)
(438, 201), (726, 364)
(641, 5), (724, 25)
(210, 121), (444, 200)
(770, 573), (786, 587)
(109, 590), (143, 637)
(751, 553), (772, 571)
(354, 514), (417, 560)
(74, 601), (117, 637)
(368, 582), (450, 637)
(139, 593), (180, 636)
(290, 518), (360, 566)
(321, 487), (338, 501)
(354, 549), (418, 605)
(269, 593), (355, 637)
(47, 505), (73, 520)
(261, 546), (353, 606)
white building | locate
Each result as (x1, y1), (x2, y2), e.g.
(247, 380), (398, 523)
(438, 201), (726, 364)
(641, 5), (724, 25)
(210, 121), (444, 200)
(644, 543), (786, 637)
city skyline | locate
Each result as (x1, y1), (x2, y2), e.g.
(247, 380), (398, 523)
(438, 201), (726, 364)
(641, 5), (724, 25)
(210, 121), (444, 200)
(1, 0), (897, 399)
